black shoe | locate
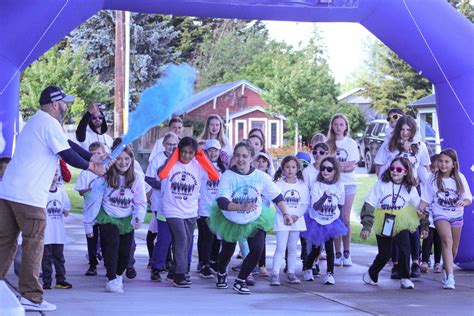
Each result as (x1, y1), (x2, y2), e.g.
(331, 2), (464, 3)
(126, 267), (137, 279)
(391, 265), (400, 279)
(410, 263), (421, 278)
(43, 283), (52, 290)
(312, 264), (321, 277)
(85, 266), (97, 276)
(233, 279), (251, 295)
(216, 273), (228, 289)
(209, 261), (218, 274)
(166, 271), (175, 282)
(185, 272), (192, 284)
(173, 274), (191, 288)
(151, 269), (162, 282)
(200, 265), (214, 279)
(55, 281), (72, 289)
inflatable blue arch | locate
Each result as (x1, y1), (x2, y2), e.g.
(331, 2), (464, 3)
(0, 0), (473, 268)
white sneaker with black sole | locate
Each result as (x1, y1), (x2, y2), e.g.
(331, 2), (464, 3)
(324, 273), (335, 285)
(20, 297), (57, 312)
(303, 269), (314, 282)
(400, 278), (415, 289)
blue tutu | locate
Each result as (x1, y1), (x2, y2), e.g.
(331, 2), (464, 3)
(301, 213), (348, 247)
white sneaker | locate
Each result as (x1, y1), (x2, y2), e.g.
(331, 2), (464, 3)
(443, 275), (455, 290)
(324, 273), (335, 285)
(287, 273), (301, 284)
(362, 271), (377, 285)
(20, 297), (57, 311)
(441, 269), (447, 283)
(303, 269), (314, 281)
(270, 274), (280, 286)
(343, 253), (353, 266)
(334, 254), (343, 266)
(116, 274), (123, 287)
(105, 278), (124, 293)
(400, 278), (415, 289)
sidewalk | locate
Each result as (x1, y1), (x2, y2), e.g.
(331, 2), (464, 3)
(5, 214), (474, 315)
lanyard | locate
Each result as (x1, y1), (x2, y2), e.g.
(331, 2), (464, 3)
(391, 183), (403, 210)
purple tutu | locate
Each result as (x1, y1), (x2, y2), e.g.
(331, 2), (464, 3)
(301, 212), (348, 247)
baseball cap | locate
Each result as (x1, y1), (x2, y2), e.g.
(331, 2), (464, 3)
(205, 139), (221, 150)
(39, 85), (75, 105)
(256, 152), (272, 163)
(296, 151), (311, 168)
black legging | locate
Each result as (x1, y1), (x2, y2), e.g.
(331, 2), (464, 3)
(146, 231), (157, 262)
(99, 224), (134, 280)
(210, 235), (221, 263)
(304, 239), (335, 274)
(197, 217), (216, 266)
(218, 229), (266, 280)
(258, 231), (267, 267)
(421, 227), (442, 263)
(86, 224), (100, 267)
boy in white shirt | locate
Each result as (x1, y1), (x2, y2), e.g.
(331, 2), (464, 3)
(42, 169), (71, 289)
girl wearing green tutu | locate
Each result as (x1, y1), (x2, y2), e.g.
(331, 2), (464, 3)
(209, 140), (292, 294)
(360, 157), (429, 289)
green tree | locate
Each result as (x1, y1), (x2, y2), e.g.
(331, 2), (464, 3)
(20, 46), (111, 122)
(449, 0), (474, 22)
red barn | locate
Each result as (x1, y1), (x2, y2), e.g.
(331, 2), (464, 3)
(182, 80), (285, 148)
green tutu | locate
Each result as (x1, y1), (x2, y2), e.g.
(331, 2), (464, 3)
(95, 208), (133, 235)
(207, 203), (275, 243)
(373, 205), (420, 237)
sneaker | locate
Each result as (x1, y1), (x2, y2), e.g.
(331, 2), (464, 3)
(55, 281), (72, 289)
(43, 283), (52, 290)
(334, 253), (343, 266)
(410, 263), (421, 278)
(196, 262), (202, 273)
(287, 273), (301, 284)
(216, 273), (228, 289)
(85, 265), (97, 276)
(185, 272), (192, 284)
(259, 266), (270, 277)
(166, 271), (175, 282)
(270, 274), (280, 286)
(233, 279), (251, 295)
(105, 278), (123, 293)
(324, 273), (335, 285)
(231, 264), (242, 272)
(343, 252), (352, 266)
(116, 275), (123, 287)
(420, 262), (429, 273)
(303, 269), (314, 281)
(442, 269), (447, 283)
(443, 275), (455, 290)
(362, 271), (377, 285)
(251, 266), (259, 275)
(173, 274), (191, 288)
(400, 278), (415, 289)
(151, 269), (162, 282)
(283, 265), (288, 273)
(20, 297), (57, 312)
(246, 274), (256, 286)
(126, 267), (137, 279)
(319, 250), (327, 260)
(312, 264), (321, 277)
(209, 261), (218, 274)
(433, 263), (442, 273)
(200, 265), (214, 279)
(390, 265), (400, 279)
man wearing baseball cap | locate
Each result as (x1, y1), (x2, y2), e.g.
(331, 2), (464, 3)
(0, 85), (107, 312)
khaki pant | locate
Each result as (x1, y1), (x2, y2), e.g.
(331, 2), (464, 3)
(0, 198), (46, 303)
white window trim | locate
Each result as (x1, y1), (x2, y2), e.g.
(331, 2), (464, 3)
(234, 119), (247, 145)
(249, 117), (268, 148)
(268, 119), (280, 148)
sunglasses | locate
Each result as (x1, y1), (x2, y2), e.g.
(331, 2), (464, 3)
(91, 115), (104, 120)
(389, 166), (407, 173)
(312, 150), (328, 156)
(320, 165), (334, 172)
(386, 114), (401, 122)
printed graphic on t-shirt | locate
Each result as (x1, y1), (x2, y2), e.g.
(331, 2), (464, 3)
(310, 192), (341, 225)
(436, 189), (459, 211)
(107, 187), (134, 208)
(283, 189), (301, 209)
(170, 171), (198, 200)
(336, 148), (349, 162)
(46, 199), (63, 219)
(222, 184), (261, 224)
(206, 179), (219, 192)
(379, 193), (408, 210)
(396, 150), (418, 168)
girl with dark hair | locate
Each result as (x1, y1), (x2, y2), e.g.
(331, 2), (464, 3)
(270, 156), (309, 286)
(209, 141), (291, 294)
(360, 157), (429, 290)
(83, 143), (147, 293)
(419, 149), (472, 289)
(301, 157), (347, 285)
(158, 136), (219, 288)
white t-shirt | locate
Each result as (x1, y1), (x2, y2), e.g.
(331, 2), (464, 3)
(302, 164), (319, 190)
(75, 170), (100, 192)
(44, 187), (71, 245)
(145, 152), (169, 215)
(366, 180), (420, 210)
(148, 137), (165, 162)
(273, 179), (309, 231)
(421, 173), (472, 221)
(79, 126), (113, 153)
(161, 159), (208, 219)
(374, 141), (430, 177)
(198, 162), (222, 217)
(0, 110), (70, 208)
(309, 181), (345, 225)
(217, 168), (281, 225)
(335, 137), (359, 186)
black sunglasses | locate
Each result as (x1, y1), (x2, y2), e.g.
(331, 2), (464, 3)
(389, 166), (407, 173)
(91, 115), (104, 120)
(312, 150), (328, 156)
(320, 166), (334, 172)
(386, 114), (401, 122)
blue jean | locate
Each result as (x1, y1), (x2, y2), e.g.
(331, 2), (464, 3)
(150, 220), (172, 270)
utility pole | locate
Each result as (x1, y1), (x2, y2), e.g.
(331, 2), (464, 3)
(114, 11), (130, 137)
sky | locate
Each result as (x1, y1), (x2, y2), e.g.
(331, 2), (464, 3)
(265, 21), (376, 86)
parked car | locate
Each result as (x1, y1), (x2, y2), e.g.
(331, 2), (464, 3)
(358, 119), (437, 173)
